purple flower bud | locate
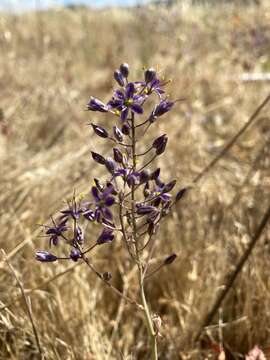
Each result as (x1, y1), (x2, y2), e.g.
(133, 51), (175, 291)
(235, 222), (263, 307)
(144, 68), (156, 83)
(97, 228), (114, 245)
(136, 205), (157, 215)
(140, 169), (150, 183)
(153, 134), (166, 149)
(149, 100), (174, 123)
(113, 125), (124, 142)
(122, 123), (130, 135)
(114, 70), (125, 87)
(83, 209), (96, 221)
(120, 63), (129, 78)
(176, 188), (188, 202)
(102, 271), (112, 281)
(75, 225), (84, 245)
(150, 168), (160, 180)
(113, 148), (123, 163)
(105, 157), (117, 174)
(91, 151), (106, 165)
(163, 180), (176, 193)
(164, 253), (177, 265)
(91, 124), (108, 138)
(35, 250), (58, 262)
(154, 135), (168, 155)
(70, 249), (81, 262)
(87, 97), (108, 112)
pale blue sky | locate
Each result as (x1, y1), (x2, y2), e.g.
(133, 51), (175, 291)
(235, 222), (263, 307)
(0, 0), (149, 12)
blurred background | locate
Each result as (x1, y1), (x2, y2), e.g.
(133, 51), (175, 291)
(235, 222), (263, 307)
(0, 0), (270, 359)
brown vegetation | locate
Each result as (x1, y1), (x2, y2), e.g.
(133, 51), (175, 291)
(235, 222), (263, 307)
(0, 1), (270, 358)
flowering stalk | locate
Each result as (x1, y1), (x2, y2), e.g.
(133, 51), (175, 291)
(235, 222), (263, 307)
(35, 64), (184, 358)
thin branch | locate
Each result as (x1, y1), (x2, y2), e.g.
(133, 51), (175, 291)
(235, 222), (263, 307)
(3, 251), (43, 359)
(193, 93), (270, 184)
(194, 202), (270, 342)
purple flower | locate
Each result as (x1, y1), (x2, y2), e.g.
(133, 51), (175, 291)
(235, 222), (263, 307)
(108, 82), (144, 122)
(36, 250), (58, 262)
(97, 227), (114, 245)
(45, 219), (68, 246)
(92, 184), (115, 222)
(149, 99), (174, 123)
(87, 97), (108, 112)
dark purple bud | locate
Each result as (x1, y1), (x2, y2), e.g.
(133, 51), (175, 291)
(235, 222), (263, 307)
(153, 134), (166, 149)
(103, 271), (112, 281)
(105, 157), (117, 174)
(164, 253), (177, 265)
(140, 169), (150, 183)
(136, 205), (157, 215)
(176, 188), (188, 202)
(105, 196), (115, 207)
(163, 180), (176, 193)
(113, 148), (123, 163)
(150, 168), (160, 180)
(106, 181), (117, 195)
(91, 124), (108, 138)
(114, 70), (125, 87)
(113, 125), (124, 142)
(83, 209), (96, 221)
(150, 100), (174, 122)
(94, 178), (104, 192)
(145, 68), (156, 83)
(122, 123), (130, 135)
(97, 228), (114, 245)
(154, 135), (168, 155)
(91, 151), (106, 165)
(35, 250), (58, 262)
(70, 249), (81, 262)
(87, 97), (108, 112)
(75, 226), (84, 245)
(120, 63), (129, 78)
(155, 177), (164, 187)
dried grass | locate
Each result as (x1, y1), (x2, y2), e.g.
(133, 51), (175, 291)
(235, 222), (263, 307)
(0, 2), (270, 359)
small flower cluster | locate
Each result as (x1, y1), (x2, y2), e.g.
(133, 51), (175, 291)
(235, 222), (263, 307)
(36, 63), (185, 279)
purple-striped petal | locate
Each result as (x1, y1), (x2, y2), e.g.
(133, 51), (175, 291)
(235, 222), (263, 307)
(121, 107), (129, 121)
(131, 103), (143, 114)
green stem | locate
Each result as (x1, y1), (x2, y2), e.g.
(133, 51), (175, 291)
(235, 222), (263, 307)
(130, 113), (158, 359)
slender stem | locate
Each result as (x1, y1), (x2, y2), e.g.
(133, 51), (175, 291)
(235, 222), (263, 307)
(130, 113), (158, 359)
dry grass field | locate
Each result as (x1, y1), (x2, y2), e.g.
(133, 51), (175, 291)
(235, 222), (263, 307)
(0, 1), (270, 359)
